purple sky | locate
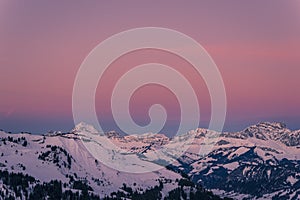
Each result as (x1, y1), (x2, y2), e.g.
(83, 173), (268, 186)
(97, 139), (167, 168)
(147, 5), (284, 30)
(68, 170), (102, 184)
(0, 1), (299, 134)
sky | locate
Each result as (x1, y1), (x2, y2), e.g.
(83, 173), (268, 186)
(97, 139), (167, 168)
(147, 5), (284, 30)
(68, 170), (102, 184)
(0, 1), (299, 135)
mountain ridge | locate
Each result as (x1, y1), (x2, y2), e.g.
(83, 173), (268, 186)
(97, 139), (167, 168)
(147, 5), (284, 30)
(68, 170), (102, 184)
(0, 121), (299, 199)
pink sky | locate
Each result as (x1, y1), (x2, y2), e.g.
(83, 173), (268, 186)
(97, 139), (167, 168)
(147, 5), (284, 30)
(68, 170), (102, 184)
(0, 1), (299, 133)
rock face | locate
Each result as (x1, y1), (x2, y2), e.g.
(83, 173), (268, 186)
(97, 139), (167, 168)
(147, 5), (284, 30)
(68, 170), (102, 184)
(0, 121), (299, 199)
(171, 122), (300, 199)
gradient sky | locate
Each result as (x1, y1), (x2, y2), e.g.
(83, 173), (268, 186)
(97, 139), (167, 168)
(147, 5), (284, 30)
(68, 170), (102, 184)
(0, 1), (299, 134)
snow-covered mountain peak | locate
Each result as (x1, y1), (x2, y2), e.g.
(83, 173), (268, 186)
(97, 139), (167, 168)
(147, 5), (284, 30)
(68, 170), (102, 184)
(71, 122), (99, 135)
(239, 122), (300, 146)
(251, 121), (287, 130)
(243, 121), (287, 134)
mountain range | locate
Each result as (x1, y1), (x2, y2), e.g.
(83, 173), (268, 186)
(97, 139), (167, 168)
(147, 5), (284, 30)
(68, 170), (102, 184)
(0, 122), (299, 200)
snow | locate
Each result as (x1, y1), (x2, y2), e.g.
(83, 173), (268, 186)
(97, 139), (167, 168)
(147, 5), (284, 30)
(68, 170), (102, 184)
(287, 176), (298, 185)
(267, 169), (271, 179)
(211, 189), (251, 200)
(0, 121), (299, 199)
(223, 162), (239, 171)
(227, 147), (249, 159)
(0, 129), (181, 196)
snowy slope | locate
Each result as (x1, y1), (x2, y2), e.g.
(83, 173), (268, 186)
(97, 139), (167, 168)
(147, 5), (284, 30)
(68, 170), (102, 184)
(0, 127), (181, 198)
